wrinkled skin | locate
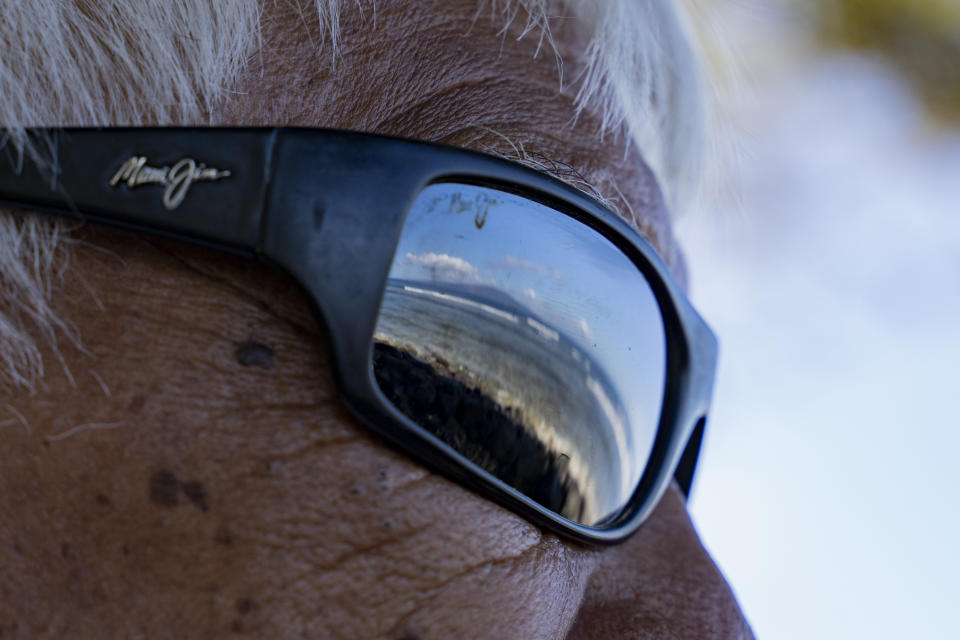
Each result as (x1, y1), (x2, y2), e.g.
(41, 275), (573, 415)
(0, 2), (753, 638)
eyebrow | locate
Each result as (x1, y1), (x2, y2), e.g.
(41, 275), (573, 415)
(502, 151), (619, 210)
(472, 132), (637, 223)
(472, 133), (678, 274)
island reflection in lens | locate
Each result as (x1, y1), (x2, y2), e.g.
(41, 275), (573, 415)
(372, 183), (666, 526)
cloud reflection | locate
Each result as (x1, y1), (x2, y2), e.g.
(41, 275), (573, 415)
(403, 251), (482, 283)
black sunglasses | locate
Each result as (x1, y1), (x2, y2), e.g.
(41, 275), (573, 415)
(0, 128), (716, 544)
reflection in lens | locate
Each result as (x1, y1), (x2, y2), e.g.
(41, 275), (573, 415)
(373, 183), (666, 526)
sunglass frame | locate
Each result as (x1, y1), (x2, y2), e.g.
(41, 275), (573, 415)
(0, 127), (717, 544)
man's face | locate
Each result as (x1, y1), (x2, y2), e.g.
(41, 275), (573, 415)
(0, 2), (751, 638)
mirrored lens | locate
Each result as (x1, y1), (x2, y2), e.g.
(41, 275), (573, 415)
(372, 183), (666, 526)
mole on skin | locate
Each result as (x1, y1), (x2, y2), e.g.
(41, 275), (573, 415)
(149, 469), (180, 507)
(149, 469), (210, 511)
(235, 340), (274, 368)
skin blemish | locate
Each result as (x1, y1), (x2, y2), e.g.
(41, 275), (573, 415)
(122, 544), (132, 556)
(95, 493), (111, 507)
(376, 467), (390, 492)
(182, 481), (209, 512)
(236, 598), (254, 614)
(60, 542), (70, 558)
(149, 469), (180, 507)
(214, 525), (234, 546)
(396, 627), (423, 640)
(127, 395), (146, 414)
(234, 340), (274, 368)
(263, 461), (281, 475)
(91, 583), (108, 603)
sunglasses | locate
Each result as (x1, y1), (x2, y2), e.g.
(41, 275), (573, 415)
(0, 128), (716, 544)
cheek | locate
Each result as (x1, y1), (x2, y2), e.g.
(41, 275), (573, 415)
(567, 485), (754, 640)
(242, 439), (595, 639)
(0, 230), (597, 639)
(0, 376), (591, 639)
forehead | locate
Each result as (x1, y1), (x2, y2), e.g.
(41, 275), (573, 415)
(237, 1), (581, 132)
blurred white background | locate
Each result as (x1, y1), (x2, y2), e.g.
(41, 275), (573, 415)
(679, 2), (960, 638)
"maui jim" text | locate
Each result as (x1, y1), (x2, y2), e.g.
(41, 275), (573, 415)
(109, 156), (231, 210)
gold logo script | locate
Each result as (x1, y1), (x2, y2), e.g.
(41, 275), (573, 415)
(108, 156), (232, 210)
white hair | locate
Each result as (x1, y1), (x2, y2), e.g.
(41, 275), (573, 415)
(0, 0), (703, 388)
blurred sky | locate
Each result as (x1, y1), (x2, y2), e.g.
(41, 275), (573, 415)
(678, 2), (960, 638)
